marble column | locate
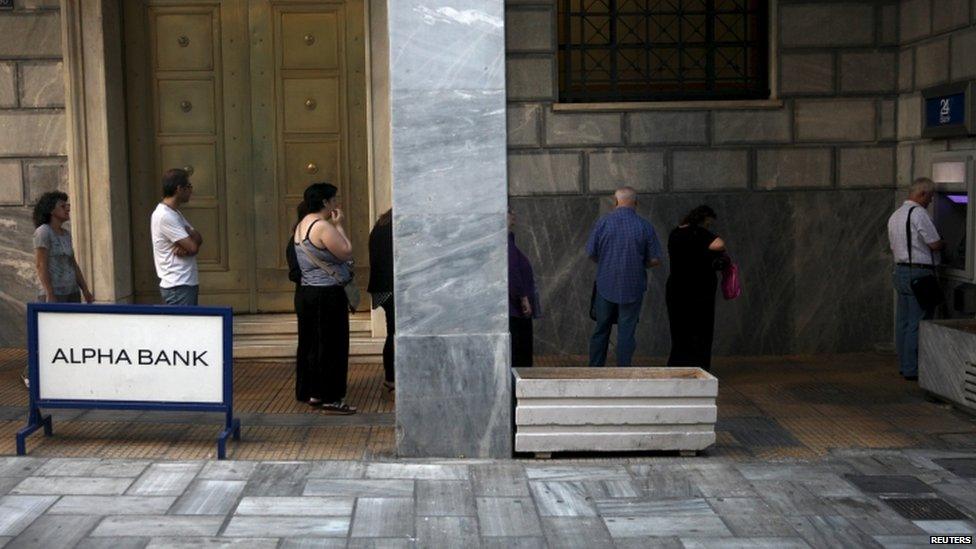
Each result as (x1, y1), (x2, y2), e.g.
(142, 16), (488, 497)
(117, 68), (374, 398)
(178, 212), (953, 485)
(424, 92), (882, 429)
(388, 1), (511, 457)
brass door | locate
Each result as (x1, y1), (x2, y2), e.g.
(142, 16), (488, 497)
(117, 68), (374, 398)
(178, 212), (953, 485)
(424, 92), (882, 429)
(124, 0), (369, 311)
(250, 0), (369, 311)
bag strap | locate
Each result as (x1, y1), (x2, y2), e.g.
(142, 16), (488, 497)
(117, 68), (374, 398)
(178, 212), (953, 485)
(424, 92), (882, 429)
(297, 239), (345, 284)
(905, 206), (915, 267)
(905, 206), (939, 274)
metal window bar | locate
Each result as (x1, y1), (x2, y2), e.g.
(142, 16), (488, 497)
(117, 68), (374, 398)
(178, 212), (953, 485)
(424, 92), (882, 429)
(558, 0), (770, 103)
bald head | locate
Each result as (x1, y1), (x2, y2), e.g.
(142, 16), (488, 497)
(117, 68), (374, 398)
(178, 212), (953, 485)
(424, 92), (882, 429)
(614, 186), (638, 208)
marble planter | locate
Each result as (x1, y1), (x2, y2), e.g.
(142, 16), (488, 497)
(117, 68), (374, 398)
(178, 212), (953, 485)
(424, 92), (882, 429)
(512, 367), (718, 455)
(919, 320), (976, 413)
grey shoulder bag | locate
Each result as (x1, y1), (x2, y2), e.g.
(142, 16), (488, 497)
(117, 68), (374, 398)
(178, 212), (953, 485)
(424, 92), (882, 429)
(298, 239), (361, 311)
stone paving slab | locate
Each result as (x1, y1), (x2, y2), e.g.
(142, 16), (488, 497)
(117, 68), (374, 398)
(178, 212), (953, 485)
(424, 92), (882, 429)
(222, 516), (350, 538)
(6, 515), (100, 549)
(170, 480), (246, 515)
(304, 479), (413, 498)
(604, 515), (733, 538)
(415, 480), (476, 516)
(146, 539), (277, 549)
(235, 496), (354, 516)
(477, 497), (543, 537)
(415, 516), (479, 549)
(12, 477), (133, 496)
(90, 516), (224, 537)
(126, 463), (202, 497)
(48, 495), (175, 515)
(350, 498), (414, 538)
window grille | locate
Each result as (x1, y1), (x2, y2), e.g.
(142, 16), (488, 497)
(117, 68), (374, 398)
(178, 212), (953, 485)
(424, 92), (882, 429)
(558, 0), (770, 102)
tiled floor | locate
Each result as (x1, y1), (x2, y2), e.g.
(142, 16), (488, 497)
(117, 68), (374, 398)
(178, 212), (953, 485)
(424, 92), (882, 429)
(0, 451), (973, 547)
(1, 349), (975, 461)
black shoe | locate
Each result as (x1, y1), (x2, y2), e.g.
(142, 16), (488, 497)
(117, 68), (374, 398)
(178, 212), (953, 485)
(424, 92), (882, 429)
(903, 375), (918, 381)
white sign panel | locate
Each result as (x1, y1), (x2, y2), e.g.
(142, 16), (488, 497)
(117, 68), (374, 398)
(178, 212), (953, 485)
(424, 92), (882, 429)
(37, 312), (224, 403)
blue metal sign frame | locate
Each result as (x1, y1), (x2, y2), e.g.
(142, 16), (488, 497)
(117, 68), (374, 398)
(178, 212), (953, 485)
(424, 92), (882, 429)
(16, 303), (241, 459)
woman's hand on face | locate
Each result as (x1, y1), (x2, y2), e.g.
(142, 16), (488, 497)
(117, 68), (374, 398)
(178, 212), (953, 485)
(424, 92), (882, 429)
(330, 208), (344, 225)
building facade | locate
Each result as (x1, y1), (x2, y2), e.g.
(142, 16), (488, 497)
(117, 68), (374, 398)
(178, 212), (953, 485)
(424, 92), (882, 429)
(0, 0), (969, 455)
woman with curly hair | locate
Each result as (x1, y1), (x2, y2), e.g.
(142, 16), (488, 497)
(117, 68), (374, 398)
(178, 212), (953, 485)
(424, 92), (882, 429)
(33, 191), (93, 304)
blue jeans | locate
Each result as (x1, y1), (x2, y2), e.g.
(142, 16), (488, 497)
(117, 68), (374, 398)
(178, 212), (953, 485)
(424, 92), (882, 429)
(589, 292), (643, 366)
(893, 266), (935, 377)
(160, 285), (199, 306)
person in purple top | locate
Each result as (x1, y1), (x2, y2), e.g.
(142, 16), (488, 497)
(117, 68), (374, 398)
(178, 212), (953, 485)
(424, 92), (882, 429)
(508, 208), (539, 367)
(586, 187), (662, 366)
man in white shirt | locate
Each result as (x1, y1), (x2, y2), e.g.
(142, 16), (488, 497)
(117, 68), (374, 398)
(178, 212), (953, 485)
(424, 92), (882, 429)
(886, 177), (944, 381)
(150, 168), (203, 305)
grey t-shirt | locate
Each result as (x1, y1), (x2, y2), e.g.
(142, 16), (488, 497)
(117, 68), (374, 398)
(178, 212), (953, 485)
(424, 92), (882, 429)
(33, 224), (77, 295)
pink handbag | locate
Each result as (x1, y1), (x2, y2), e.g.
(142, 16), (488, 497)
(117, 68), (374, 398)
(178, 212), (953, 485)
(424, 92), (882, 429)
(721, 261), (741, 300)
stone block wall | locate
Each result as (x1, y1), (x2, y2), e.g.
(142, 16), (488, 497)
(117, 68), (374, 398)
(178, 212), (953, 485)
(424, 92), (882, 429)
(896, 0), (976, 183)
(506, 0), (900, 356)
(0, 2), (66, 346)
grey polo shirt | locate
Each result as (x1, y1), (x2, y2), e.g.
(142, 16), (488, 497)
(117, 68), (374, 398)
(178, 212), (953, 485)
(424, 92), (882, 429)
(886, 200), (942, 265)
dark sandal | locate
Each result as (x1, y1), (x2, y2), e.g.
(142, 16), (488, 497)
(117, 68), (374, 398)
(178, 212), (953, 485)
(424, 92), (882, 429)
(321, 401), (357, 415)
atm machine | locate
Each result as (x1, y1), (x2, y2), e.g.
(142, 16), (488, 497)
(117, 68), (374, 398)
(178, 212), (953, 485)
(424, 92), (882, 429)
(930, 151), (976, 303)
(920, 151), (976, 412)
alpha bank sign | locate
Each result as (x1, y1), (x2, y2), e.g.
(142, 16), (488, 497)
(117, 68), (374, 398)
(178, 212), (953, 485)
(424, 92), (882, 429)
(19, 303), (240, 458)
(35, 307), (225, 403)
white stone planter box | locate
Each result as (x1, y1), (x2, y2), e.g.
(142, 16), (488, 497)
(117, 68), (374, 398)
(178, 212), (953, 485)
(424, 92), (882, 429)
(920, 320), (976, 413)
(513, 367), (718, 455)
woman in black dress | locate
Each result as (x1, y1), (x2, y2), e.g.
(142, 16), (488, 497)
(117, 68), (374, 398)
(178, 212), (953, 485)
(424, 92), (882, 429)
(666, 205), (726, 370)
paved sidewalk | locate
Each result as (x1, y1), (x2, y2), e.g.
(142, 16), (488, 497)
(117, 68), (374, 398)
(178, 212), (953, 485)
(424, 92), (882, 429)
(0, 450), (975, 548)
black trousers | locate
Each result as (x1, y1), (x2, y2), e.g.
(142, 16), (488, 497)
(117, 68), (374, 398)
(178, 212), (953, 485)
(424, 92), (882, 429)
(380, 298), (395, 383)
(295, 285), (350, 402)
(665, 277), (717, 371)
(510, 316), (533, 367)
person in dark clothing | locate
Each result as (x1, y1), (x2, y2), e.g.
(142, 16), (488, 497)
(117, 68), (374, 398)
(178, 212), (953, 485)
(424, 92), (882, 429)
(287, 201), (307, 401)
(293, 182), (356, 414)
(367, 208), (395, 391)
(508, 209), (539, 367)
(665, 205), (726, 370)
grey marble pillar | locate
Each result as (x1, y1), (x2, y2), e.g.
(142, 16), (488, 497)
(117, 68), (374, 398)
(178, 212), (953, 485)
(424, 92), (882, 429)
(388, 1), (511, 457)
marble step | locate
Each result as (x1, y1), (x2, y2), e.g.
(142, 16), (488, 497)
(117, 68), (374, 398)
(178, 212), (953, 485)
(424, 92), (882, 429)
(234, 313), (372, 336)
(234, 336), (383, 361)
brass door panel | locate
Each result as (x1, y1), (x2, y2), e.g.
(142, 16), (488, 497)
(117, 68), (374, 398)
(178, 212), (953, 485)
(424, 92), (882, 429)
(281, 12), (339, 70)
(159, 143), (217, 198)
(154, 13), (214, 71)
(283, 141), (341, 197)
(126, 1), (251, 308)
(127, 1), (369, 312)
(282, 77), (340, 133)
(157, 79), (216, 135)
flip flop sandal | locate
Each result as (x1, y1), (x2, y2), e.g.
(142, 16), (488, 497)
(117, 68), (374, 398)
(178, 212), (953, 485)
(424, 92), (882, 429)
(321, 401), (357, 415)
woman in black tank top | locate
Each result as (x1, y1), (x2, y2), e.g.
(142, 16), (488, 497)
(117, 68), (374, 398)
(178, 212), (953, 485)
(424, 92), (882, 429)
(292, 183), (356, 415)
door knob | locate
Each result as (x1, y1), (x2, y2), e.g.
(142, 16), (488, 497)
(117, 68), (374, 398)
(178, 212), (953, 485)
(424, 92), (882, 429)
(304, 98), (317, 110)
(304, 33), (315, 45)
(306, 162), (318, 174)
(177, 35), (190, 47)
(183, 165), (194, 176)
(180, 100), (193, 113)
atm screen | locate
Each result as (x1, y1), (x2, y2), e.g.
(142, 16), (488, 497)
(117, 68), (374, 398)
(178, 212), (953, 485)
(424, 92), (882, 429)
(934, 192), (967, 270)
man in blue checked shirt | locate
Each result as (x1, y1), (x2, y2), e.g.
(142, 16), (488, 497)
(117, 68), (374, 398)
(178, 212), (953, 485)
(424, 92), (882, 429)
(586, 187), (662, 366)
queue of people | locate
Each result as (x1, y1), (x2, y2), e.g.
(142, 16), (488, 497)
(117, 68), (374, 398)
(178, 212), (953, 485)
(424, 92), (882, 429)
(26, 163), (947, 415)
